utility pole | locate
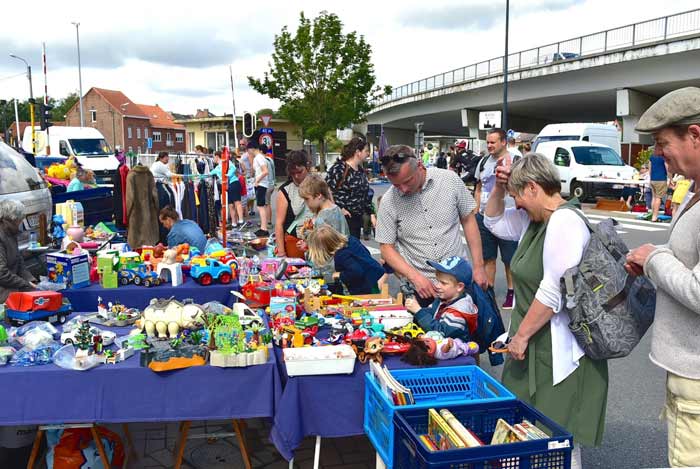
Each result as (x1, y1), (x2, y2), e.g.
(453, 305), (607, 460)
(10, 54), (35, 153)
(72, 21), (85, 127)
(503, 0), (510, 132)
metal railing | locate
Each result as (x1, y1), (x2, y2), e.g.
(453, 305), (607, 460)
(380, 8), (700, 105)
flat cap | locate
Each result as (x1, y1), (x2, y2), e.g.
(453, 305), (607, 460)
(636, 87), (700, 133)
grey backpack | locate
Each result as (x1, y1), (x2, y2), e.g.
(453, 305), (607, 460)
(559, 208), (656, 360)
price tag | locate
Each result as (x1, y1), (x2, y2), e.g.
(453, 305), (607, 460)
(548, 440), (571, 450)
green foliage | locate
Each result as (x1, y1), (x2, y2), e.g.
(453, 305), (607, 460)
(0, 93), (79, 123)
(635, 147), (653, 169)
(248, 11), (390, 169)
(256, 108), (280, 119)
(325, 131), (344, 153)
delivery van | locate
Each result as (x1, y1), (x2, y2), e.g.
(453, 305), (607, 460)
(536, 141), (636, 201)
(532, 123), (621, 156)
(22, 126), (119, 183)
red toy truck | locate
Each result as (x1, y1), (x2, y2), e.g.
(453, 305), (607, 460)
(4, 291), (73, 326)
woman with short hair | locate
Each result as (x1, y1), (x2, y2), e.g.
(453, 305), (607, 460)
(0, 200), (36, 303)
(275, 150), (314, 258)
(484, 153), (608, 468)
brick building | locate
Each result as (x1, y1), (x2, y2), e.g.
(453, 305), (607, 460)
(64, 87), (186, 154)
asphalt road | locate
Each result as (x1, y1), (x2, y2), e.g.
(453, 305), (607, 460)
(267, 180), (672, 468)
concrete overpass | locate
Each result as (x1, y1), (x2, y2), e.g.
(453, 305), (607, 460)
(366, 9), (700, 147)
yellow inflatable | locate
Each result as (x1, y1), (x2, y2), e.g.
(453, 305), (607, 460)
(46, 157), (79, 180)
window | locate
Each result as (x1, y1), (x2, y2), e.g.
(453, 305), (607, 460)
(136, 128), (141, 139)
(127, 127), (132, 139)
(137, 146), (141, 154)
(90, 110), (97, 123)
(144, 128), (148, 139)
(188, 132), (195, 152)
(128, 146), (133, 152)
(571, 146), (624, 166)
(153, 131), (162, 142)
(176, 133), (184, 143)
(166, 133), (173, 147)
(554, 148), (570, 167)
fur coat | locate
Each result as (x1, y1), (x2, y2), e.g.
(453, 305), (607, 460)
(126, 165), (159, 248)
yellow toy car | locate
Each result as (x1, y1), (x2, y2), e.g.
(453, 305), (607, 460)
(393, 323), (425, 339)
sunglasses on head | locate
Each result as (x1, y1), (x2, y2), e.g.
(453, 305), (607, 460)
(380, 152), (416, 166)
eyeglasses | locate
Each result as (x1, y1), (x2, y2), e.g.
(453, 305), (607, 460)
(380, 152), (416, 166)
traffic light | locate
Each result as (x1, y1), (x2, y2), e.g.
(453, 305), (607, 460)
(39, 103), (54, 130)
(242, 112), (256, 138)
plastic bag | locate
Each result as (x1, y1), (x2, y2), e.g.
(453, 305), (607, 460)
(46, 426), (125, 469)
(9, 321), (58, 350)
(0, 346), (16, 365)
(52, 344), (102, 371)
(11, 342), (60, 366)
(37, 276), (67, 291)
(63, 315), (90, 333)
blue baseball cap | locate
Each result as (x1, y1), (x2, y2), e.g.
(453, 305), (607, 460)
(427, 256), (473, 286)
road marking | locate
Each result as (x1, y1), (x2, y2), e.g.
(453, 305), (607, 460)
(586, 213), (670, 228)
(587, 219), (666, 232)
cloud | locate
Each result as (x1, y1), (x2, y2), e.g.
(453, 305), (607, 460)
(399, 0), (585, 30)
(151, 87), (225, 98)
(1, 31), (272, 71)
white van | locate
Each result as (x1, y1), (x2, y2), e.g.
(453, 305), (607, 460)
(22, 126), (119, 183)
(532, 123), (621, 156)
(536, 141), (636, 201)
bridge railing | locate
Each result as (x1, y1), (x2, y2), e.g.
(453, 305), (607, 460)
(381, 8), (700, 104)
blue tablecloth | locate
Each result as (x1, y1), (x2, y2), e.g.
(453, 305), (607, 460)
(63, 277), (240, 311)
(0, 319), (281, 426)
(269, 338), (476, 460)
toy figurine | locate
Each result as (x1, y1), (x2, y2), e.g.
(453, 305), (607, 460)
(74, 321), (94, 353)
(401, 337), (479, 366)
(92, 334), (104, 354)
(50, 214), (66, 248)
(352, 336), (385, 364)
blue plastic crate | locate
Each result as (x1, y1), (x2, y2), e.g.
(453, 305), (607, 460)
(364, 366), (515, 468)
(393, 400), (573, 469)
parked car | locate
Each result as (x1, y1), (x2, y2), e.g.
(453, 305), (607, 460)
(536, 141), (636, 201)
(532, 123), (621, 156)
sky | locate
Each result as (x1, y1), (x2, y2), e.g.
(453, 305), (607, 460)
(0, 0), (697, 117)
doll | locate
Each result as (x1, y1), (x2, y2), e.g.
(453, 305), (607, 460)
(401, 337), (479, 366)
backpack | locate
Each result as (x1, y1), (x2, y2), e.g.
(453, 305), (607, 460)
(559, 207), (656, 360)
(465, 283), (506, 366)
(455, 151), (484, 185)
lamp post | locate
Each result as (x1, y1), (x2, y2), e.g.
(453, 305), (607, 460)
(502, 0), (510, 132)
(9, 54), (35, 153)
(72, 21), (84, 127)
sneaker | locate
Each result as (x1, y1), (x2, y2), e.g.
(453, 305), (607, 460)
(254, 229), (269, 237)
(248, 210), (255, 216)
(502, 289), (514, 310)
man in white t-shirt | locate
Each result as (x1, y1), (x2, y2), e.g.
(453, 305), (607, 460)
(150, 152), (172, 180)
(252, 143), (270, 237)
(474, 129), (518, 309)
(507, 138), (523, 161)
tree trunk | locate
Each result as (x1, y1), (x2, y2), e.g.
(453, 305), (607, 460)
(319, 137), (326, 172)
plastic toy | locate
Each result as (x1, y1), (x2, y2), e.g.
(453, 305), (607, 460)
(230, 291), (265, 329)
(142, 298), (206, 338)
(119, 264), (161, 287)
(88, 299), (140, 327)
(50, 214), (66, 248)
(190, 258), (233, 286)
(4, 291), (73, 326)
(351, 336), (385, 364)
(60, 326), (116, 347)
(393, 323), (425, 339)
(140, 338), (208, 372)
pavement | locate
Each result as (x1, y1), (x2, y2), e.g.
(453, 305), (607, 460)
(29, 184), (675, 468)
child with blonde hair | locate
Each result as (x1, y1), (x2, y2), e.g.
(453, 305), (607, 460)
(306, 225), (384, 295)
(298, 174), (349, 236)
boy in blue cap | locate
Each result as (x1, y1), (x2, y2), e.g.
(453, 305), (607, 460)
(405, 256), (478, 341)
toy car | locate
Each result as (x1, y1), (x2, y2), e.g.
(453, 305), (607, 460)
(393, 323), (425, 339)
(231, 291), (265, 329)
(119, 265), (161, 287)
(4, 291), (73, 326)
(61, 327), (116, 346)
(190, 258), (233, 286)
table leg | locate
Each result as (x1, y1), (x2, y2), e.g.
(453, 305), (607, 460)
(231, 419), (252, 469)
(376, 451), (387, 469)
(313, 435), (321, 469)
(174, 420), (191, 469)
(288, 457), (294, 469)
(90, 425), (111, 469)
(26, 428), (45, 469)
(122, 423), (139, 462)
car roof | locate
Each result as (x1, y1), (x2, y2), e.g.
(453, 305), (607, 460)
(535, 141), (614, 151)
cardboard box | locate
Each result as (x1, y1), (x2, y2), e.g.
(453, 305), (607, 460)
(97, 253), (119, 272)
(100, 269), (118, 289)
(46, 251), (91, 289)
(270, 296), (297, 319)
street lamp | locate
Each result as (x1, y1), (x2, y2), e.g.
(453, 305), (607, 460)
(9, 54), (36, 153)
(72, 21), (84, 127)
(503, 0), (510, 132)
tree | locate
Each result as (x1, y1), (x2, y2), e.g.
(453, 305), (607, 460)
(52, 92), (79, 122)
(248, 11), (390, 170)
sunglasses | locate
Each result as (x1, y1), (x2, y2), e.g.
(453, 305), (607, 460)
(488, 337), (511, 354)
(380, 152), (416, 166)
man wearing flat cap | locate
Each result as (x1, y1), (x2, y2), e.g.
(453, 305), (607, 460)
(625, 86), (700, 467)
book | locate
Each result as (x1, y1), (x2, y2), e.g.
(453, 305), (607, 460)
(517, 420), (550, 440)
(439, 409), (484, 447)
(419, 434), (439, 451)
(428, 408), (466, 450)
(490, 418), (521, 445)
(369, 361), (415, 405)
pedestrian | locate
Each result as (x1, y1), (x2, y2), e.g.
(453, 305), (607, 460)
(649, 152), (669, 221)
(375, 144), (488, 308)
(507, 137), (523, 161)
(670, 174), (691, 218)
(484, 152), (608, 469)
(625, 86), (700, 468)
(210, 150), (244, 228)
(274, 150), (313, 258)
(241, 142), (256, 218)
(0, 200), (37, 303)
(325, 137), (375, 239)
(66, 167), (91, 192)
(158, 206), (207, 253)
(436, 152), (447, 169)
(150, 151), (172, 180)
(306, 224), (384, 295)
(262, 144), (276, 230)
(474, 128), (518, 309)
(299, 173), (349, 237)
(252, 143), (271, 237)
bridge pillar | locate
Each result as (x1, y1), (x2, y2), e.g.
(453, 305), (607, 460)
(461, 109), (481, 139)
(617, 89), (655, 145)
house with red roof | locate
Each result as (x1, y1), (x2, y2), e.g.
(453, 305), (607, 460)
(64, 87), (186, 153)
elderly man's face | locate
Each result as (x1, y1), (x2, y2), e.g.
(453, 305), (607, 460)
(653, 125), (700, 177)
(387, 161), (423, 195)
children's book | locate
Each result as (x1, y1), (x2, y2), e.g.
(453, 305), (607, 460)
(490, 418), (522, 445)
(428, 408), (466, 450)
(439, 409), (484, 447)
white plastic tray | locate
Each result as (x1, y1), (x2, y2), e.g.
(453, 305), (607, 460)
(369, 308), (413, 330)
(283, 344), (356, 376)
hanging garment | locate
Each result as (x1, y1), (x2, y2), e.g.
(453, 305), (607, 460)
(207, 181), (217, 236)
(126, 166), (159, 247)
